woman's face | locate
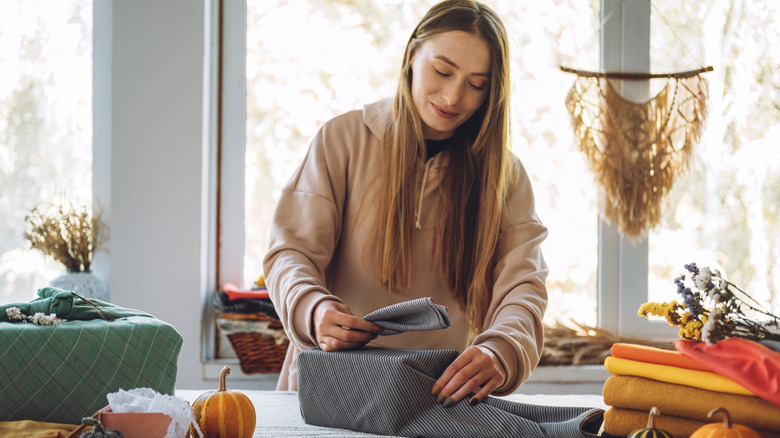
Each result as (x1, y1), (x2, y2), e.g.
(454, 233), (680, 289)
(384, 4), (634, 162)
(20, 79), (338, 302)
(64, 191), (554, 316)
(410, 30), (491, 140)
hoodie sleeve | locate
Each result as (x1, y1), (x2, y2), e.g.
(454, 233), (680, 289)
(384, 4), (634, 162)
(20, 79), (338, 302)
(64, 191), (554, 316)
(262, 116), (353, 350)
(472, 158), (549, 395)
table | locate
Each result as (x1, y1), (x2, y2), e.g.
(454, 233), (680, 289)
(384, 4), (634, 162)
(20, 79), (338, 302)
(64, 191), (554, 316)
(175, 390), (607, 437)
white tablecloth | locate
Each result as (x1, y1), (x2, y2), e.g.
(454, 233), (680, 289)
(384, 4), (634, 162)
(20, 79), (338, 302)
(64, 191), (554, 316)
(176, 390), (607, 438)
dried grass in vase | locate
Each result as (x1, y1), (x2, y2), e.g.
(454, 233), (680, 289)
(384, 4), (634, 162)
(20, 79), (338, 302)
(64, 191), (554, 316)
(541, 320), (674, 366)
(24, 202), (108, 273)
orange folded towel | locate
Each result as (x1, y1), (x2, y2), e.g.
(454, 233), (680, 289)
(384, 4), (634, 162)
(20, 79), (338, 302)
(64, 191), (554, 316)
(603, 375), (780, 432)
(604, 356), (754, 396)
(676, 338), (780, 407)
(610, 342), (710, 371)
(603, 407), (780, 438)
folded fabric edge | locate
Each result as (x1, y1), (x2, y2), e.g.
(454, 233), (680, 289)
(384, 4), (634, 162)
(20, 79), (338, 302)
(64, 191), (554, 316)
(580, 408), (605, 438)
(424, 298), (452, 328)
(602, 375), (780, 431)
(610, 342), (709, 371)
(603, 406), (780, 438)
(603, 356), (754, 396)
(675, 337), (780, 408)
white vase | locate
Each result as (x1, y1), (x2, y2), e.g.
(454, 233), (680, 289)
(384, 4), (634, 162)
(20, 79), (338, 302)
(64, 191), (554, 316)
(50, 271), (109, 302)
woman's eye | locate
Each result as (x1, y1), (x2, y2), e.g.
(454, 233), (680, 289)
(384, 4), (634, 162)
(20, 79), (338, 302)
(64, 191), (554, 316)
(434, 68), (450, 78)
(469, 83), (486, 91)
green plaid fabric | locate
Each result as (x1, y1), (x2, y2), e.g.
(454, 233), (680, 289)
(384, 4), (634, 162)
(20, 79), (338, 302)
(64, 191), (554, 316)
(0, 315), (182, 424)
(0, 287), (155, 322)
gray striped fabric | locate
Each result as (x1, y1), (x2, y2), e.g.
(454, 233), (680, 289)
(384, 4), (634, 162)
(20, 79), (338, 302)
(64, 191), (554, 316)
(298, 299), (604, 438)
(363, 297), (451, 335)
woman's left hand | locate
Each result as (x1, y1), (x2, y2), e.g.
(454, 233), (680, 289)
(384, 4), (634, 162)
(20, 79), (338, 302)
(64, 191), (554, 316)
(430, 345), (507, 407)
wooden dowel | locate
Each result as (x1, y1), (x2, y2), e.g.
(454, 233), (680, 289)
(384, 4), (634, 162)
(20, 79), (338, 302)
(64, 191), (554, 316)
(559, 65), (713, 80)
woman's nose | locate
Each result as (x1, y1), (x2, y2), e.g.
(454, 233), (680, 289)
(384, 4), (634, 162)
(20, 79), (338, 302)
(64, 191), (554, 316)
(441, 82), (464, 107)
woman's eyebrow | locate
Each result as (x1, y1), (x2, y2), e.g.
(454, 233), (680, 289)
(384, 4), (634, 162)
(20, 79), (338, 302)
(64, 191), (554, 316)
(435, 55), (490, 77)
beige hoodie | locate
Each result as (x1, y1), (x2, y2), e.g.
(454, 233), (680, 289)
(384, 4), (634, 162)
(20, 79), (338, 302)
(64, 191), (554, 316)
(263, 99), (548, 394)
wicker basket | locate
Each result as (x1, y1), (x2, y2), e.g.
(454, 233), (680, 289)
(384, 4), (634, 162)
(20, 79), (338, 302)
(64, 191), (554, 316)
(216, 311), (289, 374)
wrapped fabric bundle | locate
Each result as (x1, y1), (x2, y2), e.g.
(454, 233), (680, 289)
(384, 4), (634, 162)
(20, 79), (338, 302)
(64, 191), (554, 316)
(299, 347), (603, 438)
(0, 289), (182, 424)
(298, 298), (603, 438)
(0, 287), (153, 322)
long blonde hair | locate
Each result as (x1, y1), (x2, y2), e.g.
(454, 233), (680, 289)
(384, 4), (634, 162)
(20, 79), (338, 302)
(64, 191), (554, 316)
(367, 0), (514, 338)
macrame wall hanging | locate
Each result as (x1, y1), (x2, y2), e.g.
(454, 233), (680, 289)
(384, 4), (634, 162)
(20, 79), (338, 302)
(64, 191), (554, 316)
(561, 66), (712, 240)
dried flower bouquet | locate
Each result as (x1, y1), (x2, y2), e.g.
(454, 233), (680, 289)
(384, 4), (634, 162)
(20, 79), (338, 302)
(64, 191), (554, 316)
(639, 263), (780, 345)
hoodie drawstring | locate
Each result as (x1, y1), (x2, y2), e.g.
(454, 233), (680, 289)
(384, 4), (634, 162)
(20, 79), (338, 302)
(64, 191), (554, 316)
(415, 158), (435, 230)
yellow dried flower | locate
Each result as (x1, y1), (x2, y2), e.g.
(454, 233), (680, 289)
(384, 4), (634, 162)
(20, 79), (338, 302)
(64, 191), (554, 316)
(638, 300), (688, 327)
(677, 315), (705, 341)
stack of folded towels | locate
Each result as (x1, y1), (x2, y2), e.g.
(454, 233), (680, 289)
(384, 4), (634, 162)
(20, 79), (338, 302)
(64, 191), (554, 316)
(602, 337), (780, 437)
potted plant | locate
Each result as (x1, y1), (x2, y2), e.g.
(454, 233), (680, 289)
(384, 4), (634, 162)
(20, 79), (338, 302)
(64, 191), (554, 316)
(24, 201), (109, 301)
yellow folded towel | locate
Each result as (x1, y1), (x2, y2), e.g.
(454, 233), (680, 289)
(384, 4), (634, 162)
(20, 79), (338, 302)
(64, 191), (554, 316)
(603, 375), (780, 432)
(0, 420), (80, 438)
(604, 356), (754, 396)
(603, 407), (780, 438)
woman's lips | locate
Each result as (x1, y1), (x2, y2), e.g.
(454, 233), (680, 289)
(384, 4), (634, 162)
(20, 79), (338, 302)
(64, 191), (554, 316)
(432, 103), (458, 119)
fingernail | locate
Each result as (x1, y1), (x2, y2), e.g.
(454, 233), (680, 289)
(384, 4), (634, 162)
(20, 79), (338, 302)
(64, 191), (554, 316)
(319, 343), (327, 350)
(430, 384), (441, 396)
(441, 398), (454, 408)
(469, 397), (480, 407)
(436, 393), (446, 404)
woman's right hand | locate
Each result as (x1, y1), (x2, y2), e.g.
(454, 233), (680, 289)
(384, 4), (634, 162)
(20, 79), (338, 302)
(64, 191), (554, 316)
(312, 300), (382, 351)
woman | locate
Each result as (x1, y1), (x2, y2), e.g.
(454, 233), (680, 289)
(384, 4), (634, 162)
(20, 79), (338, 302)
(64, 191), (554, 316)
(263, 0), (548, 408)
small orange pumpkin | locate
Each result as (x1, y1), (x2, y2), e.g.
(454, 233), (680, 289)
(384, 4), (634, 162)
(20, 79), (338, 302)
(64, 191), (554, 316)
(690, 407), (761, 438)
(627, 407), (673, 438)
(192, 366), (256, 438)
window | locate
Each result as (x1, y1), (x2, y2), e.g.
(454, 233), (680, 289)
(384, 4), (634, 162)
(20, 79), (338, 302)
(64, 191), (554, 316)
(236, 0), (600, 329)
(217, 0), (779, 356)
(0, 0), (93, 305)
(647, 0), (780, 317)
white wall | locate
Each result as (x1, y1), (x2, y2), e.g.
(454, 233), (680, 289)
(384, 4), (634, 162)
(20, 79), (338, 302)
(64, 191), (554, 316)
(96, 0), (214, 390)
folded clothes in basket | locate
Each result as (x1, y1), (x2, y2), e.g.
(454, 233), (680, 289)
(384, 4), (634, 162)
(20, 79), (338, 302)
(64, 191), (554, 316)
(215, 309), (288, 375)
(213, 289), (277, 316)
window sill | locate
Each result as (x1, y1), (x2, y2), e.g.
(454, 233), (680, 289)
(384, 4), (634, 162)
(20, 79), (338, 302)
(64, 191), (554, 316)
(516, 364), (609, 395)
(202, 360), (279, 389)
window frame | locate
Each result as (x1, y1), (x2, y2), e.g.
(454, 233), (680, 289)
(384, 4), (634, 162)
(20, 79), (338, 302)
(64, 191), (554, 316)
(597, 0), (671, 338)
(203, 0), (247, 364)
(218, 0), (247, 289)
(213, 0), (675, 365)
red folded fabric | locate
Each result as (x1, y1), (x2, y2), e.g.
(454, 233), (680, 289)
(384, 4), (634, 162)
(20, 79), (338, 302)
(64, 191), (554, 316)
(676, 337), (780, 407)
(610, 342), (711, 371)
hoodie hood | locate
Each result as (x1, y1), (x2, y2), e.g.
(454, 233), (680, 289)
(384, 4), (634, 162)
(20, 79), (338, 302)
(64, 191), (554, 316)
(362, 97), (441, 230)
(362, 97), (394, 141)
